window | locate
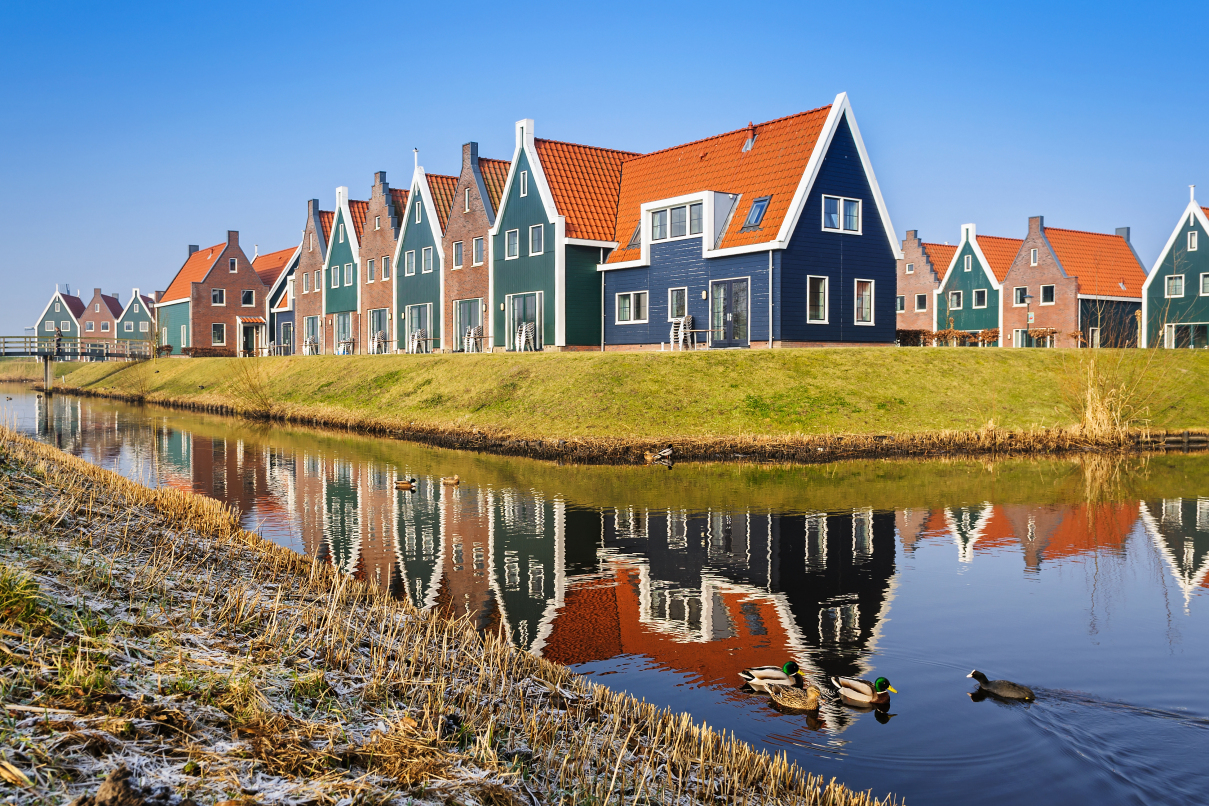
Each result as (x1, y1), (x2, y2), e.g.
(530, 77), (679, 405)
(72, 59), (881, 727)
(1014, 287), (1028, 306)
(180, 325), (186, 347)
(453, 241), (464, 269)
(85, 321), (95, 332)
(915, 293), (927, 311)
(1040, 284), (1055, 304)
(520, 170), (528, 197)
(670, 205), (688, 237)
(689, 202), (703, 235)
(905, 262), (914, 274)
(211, 323), (225, 345)
(668, 287), (687, 320)
(330, 266), (338, 288)
(807, 276), (828, 323)
(855, 280), (874, 324)
(343, 263), (353, 286)
(1167, 275), (1184, 297)
(229, 258), (237, 273)
(309, 233), (314, 252)
(139, 321), (149, 333)
(974, 289), (988, 308)
(627, 224), (642, 249)
(94, 303), (100, 312)
(405, 250), (416, 276)
(743, 196), (770, 230)
(505, 229), (519, 259)
(45, 321), (53, 332)
(124, 322), (133, 332)
(465, 188), (471, 212)
(61, 321), (70, 330)
(133, 304), (139, 313)
(415, 201), (421, 224)
(374, 215), (381, 231)
(339, 224), (344, 243)
(1030, 248), (1038, 266)
(615, 291), (648, 324)
(1201, 273), (1209, 296)
(366, 258), (375, 282)
(529, 224), (544, 255)
(472, 237), (484, 265)
(55, 302), (60, 312)
(964, 255), (973, 272)
(822, 195), (861, 233)
(896, 295), (905, 313)
(242, 290), (255, 306)
(101, 321), (110, 332)
(422, 247), (433, 273)
(382, 256), (390, 279)
(211, 289), (225, 305)
(162, 326), (168, 343)
(1190, 231), (1199, 251)
(948, 290), (963, 309)
(313, 270), (320, 291)
(651, 209), (667, 240)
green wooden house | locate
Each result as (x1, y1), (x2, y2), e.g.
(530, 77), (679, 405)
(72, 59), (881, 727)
(933, 224), (1022, 344)
(489, 119), (638, 351)
(393, 166), (457, 352)
(34, 287), (84, 345)
(1142, 194), (1209, 348)
(323, 187), (368, 354)
(116, 288), (156, 341)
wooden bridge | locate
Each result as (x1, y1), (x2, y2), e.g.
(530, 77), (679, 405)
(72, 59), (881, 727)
(1, 336), (153, 393)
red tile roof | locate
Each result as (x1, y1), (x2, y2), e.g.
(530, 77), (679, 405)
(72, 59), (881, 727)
(99, 293), (122, 318)
(389, 188), (409, 224)
(478, 157), (511, 214)
(252, 246), (295, 287)
(426, 174), (459, 234)
(975, 235), (1024, 282)
(607, 106), (831, 263)
(348, 200), (369, 246)
(60, 293), (85, 319)
(922, 242), (958, 278)
(1202, 207), (1209, 219)
(1046, 227), (1147, 298)
(535, 138), (640, 242)
(319, 211), (335, 243)
(161, 243), (225, 305)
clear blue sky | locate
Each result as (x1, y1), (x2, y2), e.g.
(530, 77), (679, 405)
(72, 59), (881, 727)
(2, 1), (1206, 327)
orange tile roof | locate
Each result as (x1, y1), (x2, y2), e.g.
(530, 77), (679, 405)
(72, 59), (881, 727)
(426, 174), (459, 234)
(535, 138), (640, 242)
(478, 157), (511, 214)
(1046, 227), (1146, 297)
(389, 188), (409, 223)
(318, 211), (334, 243)
(161, 243), (225, 305)
(607, 106), (831, 263)
(1202, 207), (1209, 219)
(974, 235), (1024, 283)
(252, 246), (295, 287)
(922, 242), (957, 278)
(348, 200), (369, 246)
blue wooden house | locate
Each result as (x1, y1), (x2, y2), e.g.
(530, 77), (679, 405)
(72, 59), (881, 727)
(257, 246), (300, 354)
(599, 94), (900, 349)
(1142, 191), (1209, 348)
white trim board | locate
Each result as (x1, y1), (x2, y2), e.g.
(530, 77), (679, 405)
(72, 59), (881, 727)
(1140, 197), (1208, 348)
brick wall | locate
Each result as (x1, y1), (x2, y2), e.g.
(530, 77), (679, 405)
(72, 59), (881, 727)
(1000, 217), (1080, 347)
(188, 232), (264, 353)
(896, 231), (944, 332)
(77, 288), (120, 340)
(295, 201), (327, 352)
(358, 172), (400, 352)
(443, 143), (493, 351)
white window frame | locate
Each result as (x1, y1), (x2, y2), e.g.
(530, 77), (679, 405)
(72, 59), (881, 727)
(821, 195), (862, 234)
(964, 254), (972, 272)
(94, 303), (100, 312)
(422, 247), (433, 274)
(1039, 284), (1055, 305)
(505, 229), (519, 260)
(44, 321), (53, 332)
(139, 321), (149, 333)
(905, 262), (914, 274)
(807, 275), (829, 324)
(339, 224), (345, 243)
(366, 258), (375, 283)
(229, 258), (237, 273)
(124, 321), (134, 333)
(615, 291), (649, 325)
(405, 250), (416, 276)
(651, 209), (667, 240)
(1089, 326), (1101, 348)
(464, 187), (471, 212)
(948, 290), (963, 310)
(330, 266), (339, 289)
(854, 279), (875, 325)
(375, 215), (381, 231)
(519, 170), (528, 197)
(1201, 272), (1209, 297)
(896, 295), (905, 313)
(180, 325), (187, 347)
(1167, 274), (1185, 298)
(415, 201), (421, 224)
(1189, 230), (1198, 252)
(1013, 286), (1028, 306)
(241, 290), (255, 307)
(100, 321), (110, 332)
(973, 289), (988, 309)
(211, 323), (226, 346)
(309, 233), (314, 252)
(60, 320), (70, 331)
(303, 273), (310, 293)
(1030, 248), (1038, 266)
(211, 288), (225, 306)
(314, 270), (321, 291)
(915, 293), (927, 312)
(529, 224), (544, 255)
(472, 237), (484, 266)
(453, 241), (464, 269)
(343, 263), (353, 286)
(667, 287), (688, 321)
(133, 304), (139, 313)
(382, 255), (391, 280)
(85, 321), (95, 332)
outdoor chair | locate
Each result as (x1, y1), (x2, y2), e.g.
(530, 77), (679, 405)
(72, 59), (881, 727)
(669, 315), (694, 351)
(408, 329), (429, 354)
(464, 325), (483, 353)
(515, 322), (537, 352)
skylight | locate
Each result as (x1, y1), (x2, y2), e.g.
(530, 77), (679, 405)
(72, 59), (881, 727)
(628, 223), (642, 249)
(742, 196), (770, 230)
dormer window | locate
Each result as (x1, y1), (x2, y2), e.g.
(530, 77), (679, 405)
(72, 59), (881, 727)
(743, 197), (770, 231)
(375, 216), (381, 231)
(520, 171), (528, 197)
(822, 196), (861, 233)
(647, 202), (703, 245)
(670, 206), (688, 238)
(628, 224), (642, 249)
(689, 203), (703, 234)
(651, 209), (667, 240)
(229, 258), (237, 273)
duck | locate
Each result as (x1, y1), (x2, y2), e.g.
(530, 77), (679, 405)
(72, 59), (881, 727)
(768, 684), (822, 713)
(967, 670), (1035, 701)
(644, 446), (674, 466)
(394, 477), (418, 491)
(440, 474), (460, 486)
(739, 661), (801, 692)
(831, 675), (896, 704)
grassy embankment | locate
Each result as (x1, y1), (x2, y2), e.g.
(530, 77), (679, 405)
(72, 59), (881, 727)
(0, 428), (890, 805)
(0, 358), (73, 383)
(46, 347), (1209, 462)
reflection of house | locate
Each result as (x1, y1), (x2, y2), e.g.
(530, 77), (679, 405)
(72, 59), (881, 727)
(396, 477), (443, 608)
(435, 488), (499, 631)
(352, 462), (401, 596)
(1140, 499), (1209, 607)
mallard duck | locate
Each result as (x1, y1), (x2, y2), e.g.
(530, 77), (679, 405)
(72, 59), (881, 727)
(739, 661), (801, 692)
(832, 675), (896, 704)
(440, 474), (460, 486)
(967, 670), (1035, 701)
(394, 477), (417, 491)
(768, 684), (821, 713)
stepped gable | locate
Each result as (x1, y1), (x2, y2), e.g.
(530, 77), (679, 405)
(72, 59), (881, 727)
(607, 105), (832, 263)
(478, 157), (511, 213)
(1045, 226), (1147, 297)
(533, 138), (641, 242)
(426, 173), (459, 234)
(161, 243), (225, 304)
(922, 242), (958, 278)
(252, 246), (296, 287)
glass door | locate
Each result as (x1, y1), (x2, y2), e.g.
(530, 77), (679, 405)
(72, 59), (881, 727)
(281, 323), (293, 353)
(455, 298), (482, 351)
(509, 293), (540, 351)
(710, 279), (749, 348)
(368, 308), (388, 353)
(242, 325), (256, 355)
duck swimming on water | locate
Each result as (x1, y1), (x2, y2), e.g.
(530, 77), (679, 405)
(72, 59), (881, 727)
(768, 684), (822, 713)
(739, 661), (801, 692)
(832, 676), (896, 704)
(440, 474), (460, 486)
(394, 477), (418, 491)
(967, 670), (1035, 701)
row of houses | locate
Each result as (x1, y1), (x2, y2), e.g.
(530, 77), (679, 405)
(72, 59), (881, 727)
(35, 93), (1209, 353)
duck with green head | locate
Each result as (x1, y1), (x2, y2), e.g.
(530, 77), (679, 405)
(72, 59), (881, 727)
(832, 675), (896, 704)
(739, 661), (802, 693)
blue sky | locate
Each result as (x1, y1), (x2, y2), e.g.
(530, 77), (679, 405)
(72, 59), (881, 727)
(2, 1), (1206, 327)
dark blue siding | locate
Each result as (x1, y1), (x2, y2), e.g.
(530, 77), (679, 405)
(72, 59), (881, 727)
(780, 117), (896, 343)
(274, 311), (294, 352)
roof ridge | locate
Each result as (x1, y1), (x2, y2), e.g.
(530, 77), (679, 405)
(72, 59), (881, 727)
(623, 104), (832, 162)
(1043, 225), (1125, 239)
(535, 137), (641, 158)
(974, 234), (1023, 242)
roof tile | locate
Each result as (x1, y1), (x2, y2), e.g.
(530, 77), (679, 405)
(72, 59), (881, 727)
(252, 246), (296, 287)
(61, 294), (85, 319)
(535, 139), (640, 242)
(426, 174), (459, 234)
(478, 157), (511, 214)
(389, 188), (409, 224)
(1045, 226), (1146, 297)
(319, 211), (335, 243)
(161, 243), (225, 305)
(348, 200), (369, 245)
(922, 242), (957, 278)
(975, 235), (1024, 283)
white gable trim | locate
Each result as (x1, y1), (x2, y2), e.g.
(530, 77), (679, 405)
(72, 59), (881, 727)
(392, 167), (448, 346)
(264, 245), (302, 320)
(932, 225), (1005, 336)
(1140, 198), (1207, 348)
(34, 291), (81, 333)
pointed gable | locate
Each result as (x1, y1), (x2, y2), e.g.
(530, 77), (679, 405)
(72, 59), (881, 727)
(1045, 227), (1147, 298)
(161, 243), (224, 304)
(975, 235), (1024, 283)
(426, 174), (459, 234)
(534, 138), (640, 242)
(252, 246), (296, 287)
(478, 157), (511, 214)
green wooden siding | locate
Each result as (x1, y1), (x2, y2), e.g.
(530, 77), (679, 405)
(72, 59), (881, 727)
(936, 242), (999, 336)
(158, 300), (190, 353)
(1146, 213), (1209, 345)
(395, 190), (443, 350)
(492, 150), (556, 347)
(325, 467), (359, 574)
(325, 208), (358, 314)
(39, 295), (79, 338)
(116, 300), (154, 340)
(565, 244), (606, 346)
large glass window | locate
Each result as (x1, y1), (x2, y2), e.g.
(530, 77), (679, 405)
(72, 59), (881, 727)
(616, 291), (648, 324)
(855, 280), (874, 324)
(651, 209), (667, 240)
(807, 276), (828, 323)
(670, 205), (688, 238)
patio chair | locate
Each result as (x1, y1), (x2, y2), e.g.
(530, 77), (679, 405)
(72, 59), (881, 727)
(408, 329), (428, 354)
(669, 315), (694, 351)
(515, 322), (536, 352)
(464, 325), (483, 353)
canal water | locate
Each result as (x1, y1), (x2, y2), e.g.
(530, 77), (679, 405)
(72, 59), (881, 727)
(5, 384), (1209, 805)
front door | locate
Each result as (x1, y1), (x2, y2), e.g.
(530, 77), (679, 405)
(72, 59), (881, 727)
(710, 279), (749, 348)
(509, 293), (540, 350)
(368, 308), (388, 353)
(281, 323), (293, 353)
(455, 298), (482, 350)
(242, 325), (256, 355)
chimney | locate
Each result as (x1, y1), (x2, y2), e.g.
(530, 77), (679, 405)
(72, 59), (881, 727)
(93, 287), (102, 298)
(374, 171), (388, 194)
(188, 244), (199, 256)
(905, 229), (917, 242)
(1028, 216), (1045, 235)
(227, 230), (239, 246)
(1115, 227), (1131, 242)
(111, 291), (119, 301)
(463, 141), (478, 169)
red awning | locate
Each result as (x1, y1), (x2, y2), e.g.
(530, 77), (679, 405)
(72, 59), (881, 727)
(238, 316), (266, 324)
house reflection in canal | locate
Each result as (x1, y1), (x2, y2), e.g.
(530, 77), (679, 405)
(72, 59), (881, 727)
(1140, 498), (1209, 608)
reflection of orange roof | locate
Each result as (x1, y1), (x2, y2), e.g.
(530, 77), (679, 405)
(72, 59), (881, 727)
(426, 174), (459, 234)
(1037, 503), (1137, 562)
(162, 243), (224, 304)
(607, 107), (831, 263)
(977, 507), (1019, 551)
(319, 211), (334, 243)
(1046, 227), (1146, 298)
(479, 158), (511, 214)
(390, 188), (409, 223)
(535, 138), (640, 242)
(922, 243), (957, 278)
(348, 200), (369, 245)
(976, 235), (1024, 282)
(252, 246), (295, 286)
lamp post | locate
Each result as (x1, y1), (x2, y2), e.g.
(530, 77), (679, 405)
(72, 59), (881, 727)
(1024, 293), (1035, 347)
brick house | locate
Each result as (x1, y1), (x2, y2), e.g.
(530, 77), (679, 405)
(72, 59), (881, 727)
(1000, 217), (1145, 348)
(156, 231), (261, 356)
(77, 288), (123, 353)
(442, 143), (510, 351)
(358, 171), (408, 353)
(294, 200), (334, 354)
(895, 230), (955, 334)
